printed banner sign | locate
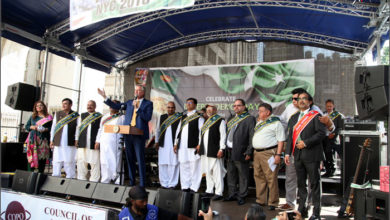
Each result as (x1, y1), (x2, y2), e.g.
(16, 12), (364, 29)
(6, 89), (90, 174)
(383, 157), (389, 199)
(1, 190), (109, 220)
(70, 0), (195, 30)
(135, 68), (149, 86)
(149, 59), (315, 134)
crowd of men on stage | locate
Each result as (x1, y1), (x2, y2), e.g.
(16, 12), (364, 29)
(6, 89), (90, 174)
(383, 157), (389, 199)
(48, 85), (343, 220)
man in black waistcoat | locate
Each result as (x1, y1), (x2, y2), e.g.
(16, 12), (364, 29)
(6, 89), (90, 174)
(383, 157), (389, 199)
(75, 100), (102, 182)
(198, 104), (227, 200)
(154, 101), (182, 188)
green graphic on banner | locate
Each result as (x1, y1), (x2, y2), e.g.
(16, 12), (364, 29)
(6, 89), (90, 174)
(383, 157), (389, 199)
(151, 70), (180, 95)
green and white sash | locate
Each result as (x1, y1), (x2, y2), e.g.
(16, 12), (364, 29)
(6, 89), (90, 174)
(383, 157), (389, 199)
(254, 116), (280, 134)
(101, 113), (120, 126)
(79, 112), (103, 135)
(54, 112), (79, 136)
(329, 111), (341, 121)
(201, 114), (222, 136)
(227, 111), (250, 133)
(159, 112), (182, 140)
(180, 113), (200, 132)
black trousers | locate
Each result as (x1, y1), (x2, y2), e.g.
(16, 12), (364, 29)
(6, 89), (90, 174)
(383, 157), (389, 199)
(295, 159), (321, 216)
(322, 137), (334, 172)
(226, 149), (249, 199)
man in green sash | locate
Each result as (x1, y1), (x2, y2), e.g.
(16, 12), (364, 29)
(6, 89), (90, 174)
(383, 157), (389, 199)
(50, 98), (79, 178)
(225, 99), (256, 205)
(154, 101), (181, 188)
(250, 103), (285, 210)
(199, 104), (227, 200)
(321, 99), (343, 177)
(75, 100), (102, 182)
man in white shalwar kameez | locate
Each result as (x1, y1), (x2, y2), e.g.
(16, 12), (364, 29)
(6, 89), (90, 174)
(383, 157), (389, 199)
(154, 102), (181, 188)
(50, 98), (79, 178)
(75, 100), (102, 182)
(96, 101), (125, 184)
(174, 98), (204, 192)
(198, 105), (227, 201)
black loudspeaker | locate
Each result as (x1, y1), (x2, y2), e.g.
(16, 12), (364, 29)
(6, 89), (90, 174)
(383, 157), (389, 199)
(353, 189), (367, 220)
(12, 170), (38, 194)
(40, 176), (71, 195)
(155, 189), (191, 216)
(92, 183), (127, 203)
(355, 65), (389, 120)
(342, 134), (380, 194)
(1, 173), (14, 188)
(121, 187), (131, 205)
(1, 142), (27, 172)
(65, 179), (97, 199)
(5, 82), (40, 111)
(366, 189), (389, 220)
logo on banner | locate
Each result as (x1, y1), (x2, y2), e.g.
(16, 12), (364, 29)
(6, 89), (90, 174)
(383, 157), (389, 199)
(1, 201), (31, 220)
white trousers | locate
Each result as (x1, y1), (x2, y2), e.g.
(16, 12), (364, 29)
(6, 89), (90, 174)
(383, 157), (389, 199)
(101, 164), (122, 184)
(205, 160), (225, 196)
(179, 159), (202, 192)
(52, 161), (76, 178)
(77, 160), (100, 182)
(159, 164), (179, 188)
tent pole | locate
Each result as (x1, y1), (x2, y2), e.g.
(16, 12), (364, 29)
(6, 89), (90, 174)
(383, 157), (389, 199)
(40, 47), (49, 102)
(76, 58), (83, 112)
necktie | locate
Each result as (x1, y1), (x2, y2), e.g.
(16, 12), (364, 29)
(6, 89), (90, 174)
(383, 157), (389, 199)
(131, 100), (140, 126)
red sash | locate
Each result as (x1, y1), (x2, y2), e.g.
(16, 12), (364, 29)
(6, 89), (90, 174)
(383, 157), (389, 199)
(292, 110), (319, 154)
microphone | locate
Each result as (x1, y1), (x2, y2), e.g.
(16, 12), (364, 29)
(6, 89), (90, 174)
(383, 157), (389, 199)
(119, 104), (126, 111)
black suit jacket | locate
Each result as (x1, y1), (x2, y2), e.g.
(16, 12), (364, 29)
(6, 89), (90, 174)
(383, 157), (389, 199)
(286, 111), (326, 162)
(329, 111), (343, 144)
(227, 115), (256, 162)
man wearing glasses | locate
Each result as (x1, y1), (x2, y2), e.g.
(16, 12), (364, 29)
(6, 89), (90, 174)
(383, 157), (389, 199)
(174, 98), (204, 192)
(224, 99), (256, 205)
(285, 91), (326, 220)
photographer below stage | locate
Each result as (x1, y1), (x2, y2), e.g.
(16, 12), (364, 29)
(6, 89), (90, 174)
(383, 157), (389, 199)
(119, 186), (192, 220)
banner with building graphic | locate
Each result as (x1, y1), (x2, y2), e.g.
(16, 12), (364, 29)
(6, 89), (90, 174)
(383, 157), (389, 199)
(70, 0), (195, 30)
(149, 59), (315, 134)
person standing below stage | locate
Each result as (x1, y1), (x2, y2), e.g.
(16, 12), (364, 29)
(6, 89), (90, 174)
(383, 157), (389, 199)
(98, 85), (153, 187)
(25, 101), (53, 173)
(154, 101), (182, 189)
(321, 99), (343, 178)
(50, 98), (79, 178)
(251, 103), (285, 210)
(285, 91), (326, 220)
(75, 100), (102, 182)
(96, 100), (125, 184)
(198, 104), (227, 201)
(174, 98), (204, 192)
(224, 99), (256, 205)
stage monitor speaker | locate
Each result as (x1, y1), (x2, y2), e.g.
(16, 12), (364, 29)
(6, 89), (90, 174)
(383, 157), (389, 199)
(355, 65), (389, 120)
(155, 189), (191, 216)
(342, 134), (380, 194)
(92, 183), (127, 203)
(1, 173), (14, 188)
(5, 82), (40, 111)
(120, 187), (131, 205)
(1, 142), (27, 172)
(40, 176), (70, 195)
(34, 173), (47, 194)
(65, 179), (97, 199)
(12, 170), (37, 194)
(366, 189), (389, 220)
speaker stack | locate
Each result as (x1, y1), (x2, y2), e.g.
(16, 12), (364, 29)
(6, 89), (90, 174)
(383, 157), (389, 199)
(4, 82), (40, 111)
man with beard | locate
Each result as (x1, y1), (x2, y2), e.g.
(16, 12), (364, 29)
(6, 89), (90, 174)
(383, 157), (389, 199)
(224, 99), (256, 205)
(50, 98), (79, 178)
(96, 100), (125, 184)
(75, 100), (102, 182)
(285, 91), (326, 220)
(174, 98), (204, 192)
(198, 104), (227, 200)
(154, 101), (182, 188)
(119, 186), (192, 220)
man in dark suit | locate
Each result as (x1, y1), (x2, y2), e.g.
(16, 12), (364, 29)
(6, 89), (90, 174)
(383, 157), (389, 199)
(285, 91), (326, 220)
(224, 99), (256, 205)
(98, 85), (153, 187)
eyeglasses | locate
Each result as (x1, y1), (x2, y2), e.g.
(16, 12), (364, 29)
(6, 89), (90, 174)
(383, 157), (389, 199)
(186, 101), (194, 104)
(296, 97), (309, 101)
(292, 98), (299, 101)
(233, 104), (244, 107)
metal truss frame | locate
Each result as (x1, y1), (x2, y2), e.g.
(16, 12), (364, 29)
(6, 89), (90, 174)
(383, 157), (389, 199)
(116, 27), (368, 65)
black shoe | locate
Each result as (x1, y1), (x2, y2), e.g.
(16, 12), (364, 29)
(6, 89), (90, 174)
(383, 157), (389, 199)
(237, 198), (245, 206)
(201, 192), (214, 197)
(256, 202), (266, 206)
(268, 206), (276, 210)
(212, 195), (224, 201)
(223, 196), (236, 202)
(308, 215), (321, 220)
(183, 188), (191, 192)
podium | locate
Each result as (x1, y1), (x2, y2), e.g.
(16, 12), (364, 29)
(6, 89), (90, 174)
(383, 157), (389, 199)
(104, 125), (143, 136)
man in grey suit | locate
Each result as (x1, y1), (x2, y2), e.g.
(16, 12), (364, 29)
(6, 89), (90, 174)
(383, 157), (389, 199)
(224, 99), (256, 205)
